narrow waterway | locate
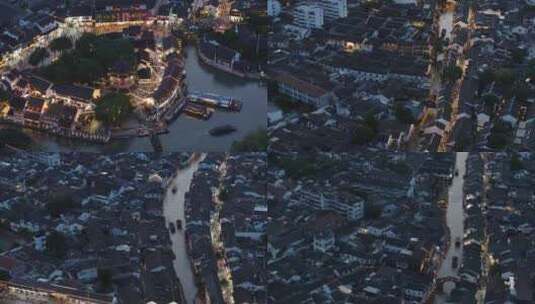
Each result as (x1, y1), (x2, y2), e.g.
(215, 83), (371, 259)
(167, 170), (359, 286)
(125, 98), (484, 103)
(163, 153), (205, 304)
(435, 152), (468, 303)
(439, 10), (454, 40)
(6, 46), (266, 152)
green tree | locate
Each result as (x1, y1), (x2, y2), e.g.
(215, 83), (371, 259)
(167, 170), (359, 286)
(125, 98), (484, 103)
(94, 38), (136, 69)
(29, 47), (49, 66)
(494, 68), (516, 89)
(0, 128), (32, 149)
(74, 58), (105, 84)
(48, 191), (79, 218)
(477, 68), (495, 95)
(364, 202), (383, 220)
(352, 124), (375, 145)
(488, 121), (511, 150)
(514, 83), (529, 103)
(481, 93), (499, 107)
(443, 64), (463, 83)
(95, 93), (133, 126)
(46, 231), (67, 258)
(0, 88), (9, 102)
(364, 112), (378, 133)
(50, 37), (73, 52)
(511, 153), (523, 171)
(221, 30), (239, 45)
(231, 128), (268, 152)
(527, 59), (535, 81)
(75, 33), (99, 57)
(97, 268), (113, 290)
(394, 103), (415, 124)
(218, 187), (229, 201)
(248, 12), (270, 35)
(511, 48), (527, 64)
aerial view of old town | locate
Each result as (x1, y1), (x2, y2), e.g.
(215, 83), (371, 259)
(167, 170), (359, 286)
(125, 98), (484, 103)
(0, 0), (268, 152)
(0, 151), (267, 303)
(4, 149), (535, 303)
(4, 0), (535, 303)
(268, 0), (535, 152)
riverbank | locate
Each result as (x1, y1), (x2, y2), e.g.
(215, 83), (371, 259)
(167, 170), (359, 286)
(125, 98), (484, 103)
(163, 153), (205, 304)
(3, 46), (266, 152)
(0, 119), (111, 144)
(196, 44), (262, 80)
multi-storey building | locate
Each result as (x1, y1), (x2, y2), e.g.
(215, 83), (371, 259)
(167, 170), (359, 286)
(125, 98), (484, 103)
(293, 4), (324, 29)
(317, 0), (347, 21)
(295, 189), (365, 221)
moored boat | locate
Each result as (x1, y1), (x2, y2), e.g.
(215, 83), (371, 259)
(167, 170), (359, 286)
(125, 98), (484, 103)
(209, 124), (236, 136)
(188, 92), (242, 112)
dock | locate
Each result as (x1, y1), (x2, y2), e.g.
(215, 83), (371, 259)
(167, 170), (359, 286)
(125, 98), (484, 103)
(183, 102), (212, 120)
(187, 92), (242, 112)
(164, 98), (187, 123)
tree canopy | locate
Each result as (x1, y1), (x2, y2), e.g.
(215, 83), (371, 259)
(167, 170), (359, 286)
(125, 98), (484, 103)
(511, 153), (523, 171)
(46, 231), (67, 258)
(41, 33), (136, 84)
(29, 47), (49, 66)
(231, 128), (268, 152)
(352, 124), (375, 145)
(95, 93), (133, 126)
(488, 121), (511, 150)
(443, 64), (463, 83)
(394, 103), (415, 124)
(0, 88), (9, 102)
(481, 93), (499, 106)
(511, 48), (527, 64)
(50, 36), (73, 52)
(48, 191), (80, 218)
(0, 128), (33, 149)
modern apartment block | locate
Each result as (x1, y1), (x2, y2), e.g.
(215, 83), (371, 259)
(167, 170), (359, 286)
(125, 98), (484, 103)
(317, 0), (347, 21)
(293, 4), (324, 29)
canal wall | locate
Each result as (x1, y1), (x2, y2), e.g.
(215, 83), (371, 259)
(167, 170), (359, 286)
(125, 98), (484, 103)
(196, 45), (262, 80)
(0, 119), (110, 144)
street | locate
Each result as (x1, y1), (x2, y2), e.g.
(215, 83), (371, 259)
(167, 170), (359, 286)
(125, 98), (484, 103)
(163, 153), (205, 304)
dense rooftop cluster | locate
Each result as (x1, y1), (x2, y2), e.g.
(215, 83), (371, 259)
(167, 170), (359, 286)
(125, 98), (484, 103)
(267, 152), (456, 303)
(0, 152), (190, 303)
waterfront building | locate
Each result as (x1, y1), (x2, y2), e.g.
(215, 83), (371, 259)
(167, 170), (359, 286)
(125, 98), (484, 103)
(271, 70), (332, 108)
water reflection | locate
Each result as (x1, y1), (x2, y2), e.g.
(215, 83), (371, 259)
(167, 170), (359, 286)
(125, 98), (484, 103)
(5, 46), (266, 152)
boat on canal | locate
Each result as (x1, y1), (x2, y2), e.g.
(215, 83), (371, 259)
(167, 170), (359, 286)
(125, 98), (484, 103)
(150, 134), (163, 152)
(455, 237), (461, 248)
(209, 124), (236, 136)
(183, 102), (212, 120)
(188, 92), (242, 112)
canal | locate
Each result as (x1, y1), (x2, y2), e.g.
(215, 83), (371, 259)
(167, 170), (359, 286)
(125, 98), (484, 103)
(162, 153), (205, 304)
(435, 152), (468, 303)
(7, 46), (266, 152)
